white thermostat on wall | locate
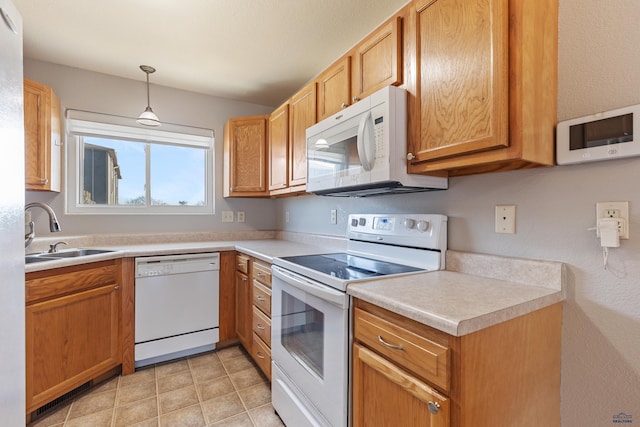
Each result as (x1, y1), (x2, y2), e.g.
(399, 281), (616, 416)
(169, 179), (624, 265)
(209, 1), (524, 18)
(556, 103), (640, 165)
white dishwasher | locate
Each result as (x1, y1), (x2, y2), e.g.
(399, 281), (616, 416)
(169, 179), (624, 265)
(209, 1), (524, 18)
(135, 252), (220, 367)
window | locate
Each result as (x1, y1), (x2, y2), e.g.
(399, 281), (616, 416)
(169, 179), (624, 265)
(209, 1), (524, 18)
(66, 110), (214, 214)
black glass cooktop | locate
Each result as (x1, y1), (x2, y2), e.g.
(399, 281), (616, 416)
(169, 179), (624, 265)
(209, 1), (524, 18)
(281, 253), (423, 281)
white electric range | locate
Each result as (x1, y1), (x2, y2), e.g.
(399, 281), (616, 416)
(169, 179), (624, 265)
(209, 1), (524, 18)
(270, 213), (447, 427)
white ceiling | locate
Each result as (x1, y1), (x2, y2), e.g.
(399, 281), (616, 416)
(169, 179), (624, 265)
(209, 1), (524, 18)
(13, 0), (408, 107)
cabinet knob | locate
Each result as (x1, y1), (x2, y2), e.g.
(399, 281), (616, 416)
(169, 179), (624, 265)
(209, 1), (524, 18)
(427, 401), (440, 415)
(352, 96), (360, 103)
(40, 178), (49, 184)
(406, 153), (416, 161)
(341, 102), (348, 109)
(114, 286), (121, 290)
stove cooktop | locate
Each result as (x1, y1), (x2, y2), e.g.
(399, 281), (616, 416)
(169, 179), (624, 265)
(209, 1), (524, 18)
(279, 253), (423, 281)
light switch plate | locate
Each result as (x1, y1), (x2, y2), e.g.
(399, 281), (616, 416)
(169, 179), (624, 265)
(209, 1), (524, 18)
(495, 205), (516, 234)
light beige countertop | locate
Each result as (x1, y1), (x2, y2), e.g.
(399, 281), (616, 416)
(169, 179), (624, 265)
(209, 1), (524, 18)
(347, 250), (565, 336)
(25, 233), (565, 338)
(25, 235), (342, 273)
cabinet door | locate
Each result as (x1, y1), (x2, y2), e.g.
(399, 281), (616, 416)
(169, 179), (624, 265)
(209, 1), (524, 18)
(269, 103), (289, 191)
(24, 80), (50, 190)
(352, 344), (450, 427)
(352, 16), (402, 102)
(218, 252), (237, 342)
(235, 270), (252, 350)
(224, 116), (268, 197)
(288, 82), (316, 188)
(26, 284), (121, 413)
(409, 0), (508, 164)
(317, 57), (351, 121)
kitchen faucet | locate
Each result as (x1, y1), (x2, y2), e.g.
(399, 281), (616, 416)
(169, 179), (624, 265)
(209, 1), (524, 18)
(25, 202), (62, 248)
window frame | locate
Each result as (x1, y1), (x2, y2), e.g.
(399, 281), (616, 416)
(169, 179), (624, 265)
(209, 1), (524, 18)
(65, 109), (215, 215)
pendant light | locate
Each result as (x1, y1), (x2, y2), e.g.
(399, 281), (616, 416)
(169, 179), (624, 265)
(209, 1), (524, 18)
(137, 65), (161, 127)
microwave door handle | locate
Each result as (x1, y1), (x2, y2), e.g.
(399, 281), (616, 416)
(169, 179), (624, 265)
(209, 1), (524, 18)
(356, 111), (376, 171)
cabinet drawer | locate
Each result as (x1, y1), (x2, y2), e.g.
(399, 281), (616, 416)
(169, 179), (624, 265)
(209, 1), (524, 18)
(252, 306), (271, 347)
(252, 260), (272, 287)
(26, 261), (118, 304)
(253, 281), (272, 316)
(354, 307), (450, 391)
(236, 254), (249, 274)
(252, 333), (271, 380)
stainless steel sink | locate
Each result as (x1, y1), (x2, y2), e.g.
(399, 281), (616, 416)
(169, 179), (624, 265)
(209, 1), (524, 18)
(46, 249), (114, 258)
(25, 248), (115, 264)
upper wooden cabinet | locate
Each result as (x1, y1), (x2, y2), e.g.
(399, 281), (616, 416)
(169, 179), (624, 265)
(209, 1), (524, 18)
(317, 15), (403, 121)
(268, 103), (289, 192)
(352, 16), (403, 102)
(288, 82), (316, 189)
(24, 78), (62, 192)
(316, 57), (352, 121)
(223, 115), (269, 197)
(407, 0), (557, 176)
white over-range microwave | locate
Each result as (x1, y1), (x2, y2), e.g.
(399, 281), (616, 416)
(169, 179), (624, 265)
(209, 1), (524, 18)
(306, 85), (448, 197)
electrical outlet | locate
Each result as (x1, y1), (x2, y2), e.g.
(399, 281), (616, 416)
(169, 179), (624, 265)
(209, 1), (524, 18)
(596, 201), (629, 239)
(221, 211), (234, 223)
(237, 211), (245, 223)
(330, 209), (337, 224)
(495, 205), (516, 234)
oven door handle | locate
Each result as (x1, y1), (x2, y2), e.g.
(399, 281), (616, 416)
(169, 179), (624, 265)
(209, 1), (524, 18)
(272, 266), (348, 309)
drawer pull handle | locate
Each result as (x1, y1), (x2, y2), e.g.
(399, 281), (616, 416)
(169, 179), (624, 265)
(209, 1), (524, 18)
(257, 323), (265, 330)
(237, 263), (245, 267)
(257, 272), (266, 277)
(256, 296), (266, 302)
(256, 351), (266, 359)
(427, 401), (440, 415)
(377, 335), (404, 351)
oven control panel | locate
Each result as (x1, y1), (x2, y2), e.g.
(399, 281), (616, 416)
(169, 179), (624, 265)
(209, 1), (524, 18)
(347, 213), (448, 251)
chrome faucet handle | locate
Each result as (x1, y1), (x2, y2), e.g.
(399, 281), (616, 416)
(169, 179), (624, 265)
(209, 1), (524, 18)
(49, 241), (68, 253)
(25, 221), (35, 248)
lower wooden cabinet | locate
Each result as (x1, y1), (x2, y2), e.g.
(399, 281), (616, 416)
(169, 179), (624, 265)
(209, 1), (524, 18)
(234, 252), (273, 379)
(353, 299), (562, 427)
(352, 343), (449, 427)
(235, 254), (252, 350)
(25, 261), (122, 414)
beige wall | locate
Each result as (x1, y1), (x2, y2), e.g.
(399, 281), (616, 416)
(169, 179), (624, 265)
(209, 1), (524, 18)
(24, 59), (276, 237)
(278, 0), (640, 425)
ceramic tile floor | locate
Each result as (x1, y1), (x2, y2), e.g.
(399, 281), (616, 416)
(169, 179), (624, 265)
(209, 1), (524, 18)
(29, 346), (285, 427)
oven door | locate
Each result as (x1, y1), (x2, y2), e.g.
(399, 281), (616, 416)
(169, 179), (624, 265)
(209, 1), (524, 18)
(271, 266), (349, 427)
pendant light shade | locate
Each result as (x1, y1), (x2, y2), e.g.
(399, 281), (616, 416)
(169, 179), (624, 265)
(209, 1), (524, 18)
(137, 65), (161, 127)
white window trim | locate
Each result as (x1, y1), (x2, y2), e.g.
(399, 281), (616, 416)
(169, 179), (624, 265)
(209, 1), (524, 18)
(65, 109), (215, 215)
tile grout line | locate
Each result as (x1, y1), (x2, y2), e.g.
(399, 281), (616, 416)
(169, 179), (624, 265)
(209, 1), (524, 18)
(108, 375), (122, 427)
(220, 350), (260, 427)
(186, 354), (208, 426)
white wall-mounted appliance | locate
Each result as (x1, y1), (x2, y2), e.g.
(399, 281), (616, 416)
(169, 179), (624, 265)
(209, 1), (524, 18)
(306, 86), (448, 197)
(556, 103), (640, 165)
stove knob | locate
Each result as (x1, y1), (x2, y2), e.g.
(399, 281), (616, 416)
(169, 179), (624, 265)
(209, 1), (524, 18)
(417, 220), (430, 232)
(403, 218), (416, 229)
(359, 217), (366, 226)
(351, 218), (358, 227)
